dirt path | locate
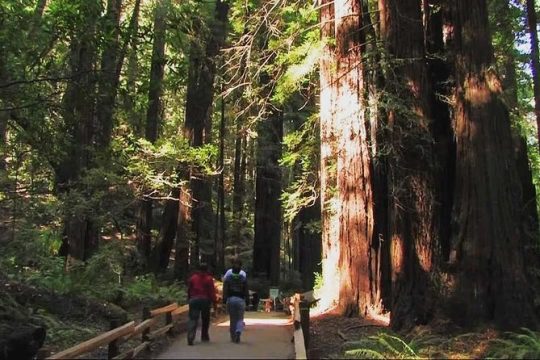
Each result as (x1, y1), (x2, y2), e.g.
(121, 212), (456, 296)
(156, 312), (295, 359)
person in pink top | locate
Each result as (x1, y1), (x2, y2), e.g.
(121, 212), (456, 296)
(186, 263), (216, 345)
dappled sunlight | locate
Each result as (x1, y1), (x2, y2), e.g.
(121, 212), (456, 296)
(216, 316), (291, 327)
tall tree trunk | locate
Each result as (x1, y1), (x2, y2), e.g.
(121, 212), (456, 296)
(184, 0), (230, 268)
(215, 90), (226, 274)
(446, 0), (537, 328)
(96, 0), (141, 148)
(174, 170), (191, 279)
(58, 0), (101, 262)
(231, 119), (245, 256)
(491, 0), (540, 291)
(136, 0), (167, 262)
(316, 0), (341, 311)
(95, 0), (122, 148)
(253, 110), (283, 285)
(334, 0), (374, 317)
(425, 0), (455, 264)
(379, 0), (437, 330)
(361, 0), (391, 314)
(525, 0), (540, 150)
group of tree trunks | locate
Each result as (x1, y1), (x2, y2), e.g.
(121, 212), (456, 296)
(319, 0), (539, 330)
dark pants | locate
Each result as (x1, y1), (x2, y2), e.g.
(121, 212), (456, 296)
(188, 298), (211, 342)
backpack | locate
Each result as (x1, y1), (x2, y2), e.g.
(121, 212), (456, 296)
(227, 273), (245, 298)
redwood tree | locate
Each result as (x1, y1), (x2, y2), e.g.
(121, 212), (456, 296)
(334, 0), (374, 317)
(446, 0), (537, 328)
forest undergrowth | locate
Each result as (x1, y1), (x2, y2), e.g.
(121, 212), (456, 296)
(0, 222), (187, 354)
(309, 310), (540, 359)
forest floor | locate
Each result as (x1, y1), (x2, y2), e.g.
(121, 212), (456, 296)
(309, 310), (502, 359)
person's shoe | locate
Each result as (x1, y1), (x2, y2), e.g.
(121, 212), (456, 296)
(201, 335), (210, 342)
(234, 331), (241, 343)
(187, 332), (195, 345)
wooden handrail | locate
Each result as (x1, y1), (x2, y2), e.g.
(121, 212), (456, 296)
(47, 301), (188, 360)
(150, 303), (178, 317)
(47, 321), (135, 359)
(171, 304), (189, 316)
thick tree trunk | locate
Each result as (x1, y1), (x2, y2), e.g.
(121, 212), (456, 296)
(136, 0), (167, 261)
(184, 0), (229, 268)
(426, 0), (455, 263)
(95, 0), (122, 148)
(96, 0), (141, 148)
(525, 0), (540, 150)
(491, 0), (539, 289)
(151, 188), (180, 273)
(231, 119), (245, 254)
(446, 0), (537, 328)
(379, 0), (438, 330)
(334, 0), (374, 317)
(58, 0), (101, 262)
(253, 111), (283, 285)
(317, 0), (341, 311)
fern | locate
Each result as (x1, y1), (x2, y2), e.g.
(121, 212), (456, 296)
(345, 348), (386, 359)
(343, 332), (424, 359)
(487, 328), (540, 359)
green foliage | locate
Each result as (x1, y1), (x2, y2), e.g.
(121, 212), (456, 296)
(487, 328), (540, 359)
(119, 274), (186, 307)
(125, 135), (217, 195)
(313, 271), (323, 292)
(281, 113), (320, 224)
(342, 332), (445, 359)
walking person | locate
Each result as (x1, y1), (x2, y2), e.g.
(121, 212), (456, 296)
(223, 259), (249, 343)
(186, 263), (217, 345)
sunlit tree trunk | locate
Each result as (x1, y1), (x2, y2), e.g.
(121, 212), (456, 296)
(333, 0), (374, 317)
(446, 0), (537, 328)
(316, 0), (342, 311)
(174, 170), (191, 279)
(136, 0), (167, 262)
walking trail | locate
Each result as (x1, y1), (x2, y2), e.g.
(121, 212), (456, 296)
(156, 312), (295, 359)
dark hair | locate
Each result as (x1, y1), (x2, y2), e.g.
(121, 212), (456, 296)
(231, 258), (242, 273)
(199, 263), (208, 272)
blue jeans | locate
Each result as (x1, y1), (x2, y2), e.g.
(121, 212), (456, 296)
(227, 296), (246, 338)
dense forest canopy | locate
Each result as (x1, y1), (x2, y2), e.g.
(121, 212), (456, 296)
(2, 0), (540, 353)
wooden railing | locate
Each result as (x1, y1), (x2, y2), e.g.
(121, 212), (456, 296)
(291, 291), (317, 360)
(47, 302), (189, 360)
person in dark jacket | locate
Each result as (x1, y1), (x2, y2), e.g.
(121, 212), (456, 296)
(223, 259), (249, 343)
(187, 263), (217, 345)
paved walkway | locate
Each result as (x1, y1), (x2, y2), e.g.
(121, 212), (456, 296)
(156, 312), (295, 359)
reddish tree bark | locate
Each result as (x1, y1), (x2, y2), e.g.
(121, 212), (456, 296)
(446, 0), (537, 328)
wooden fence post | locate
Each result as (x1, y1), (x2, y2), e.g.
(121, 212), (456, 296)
(166, 311), (173, 335)
(299, 299), (310, 349)
(107, 319), (120, 359)
(142, 307), (151, 342)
